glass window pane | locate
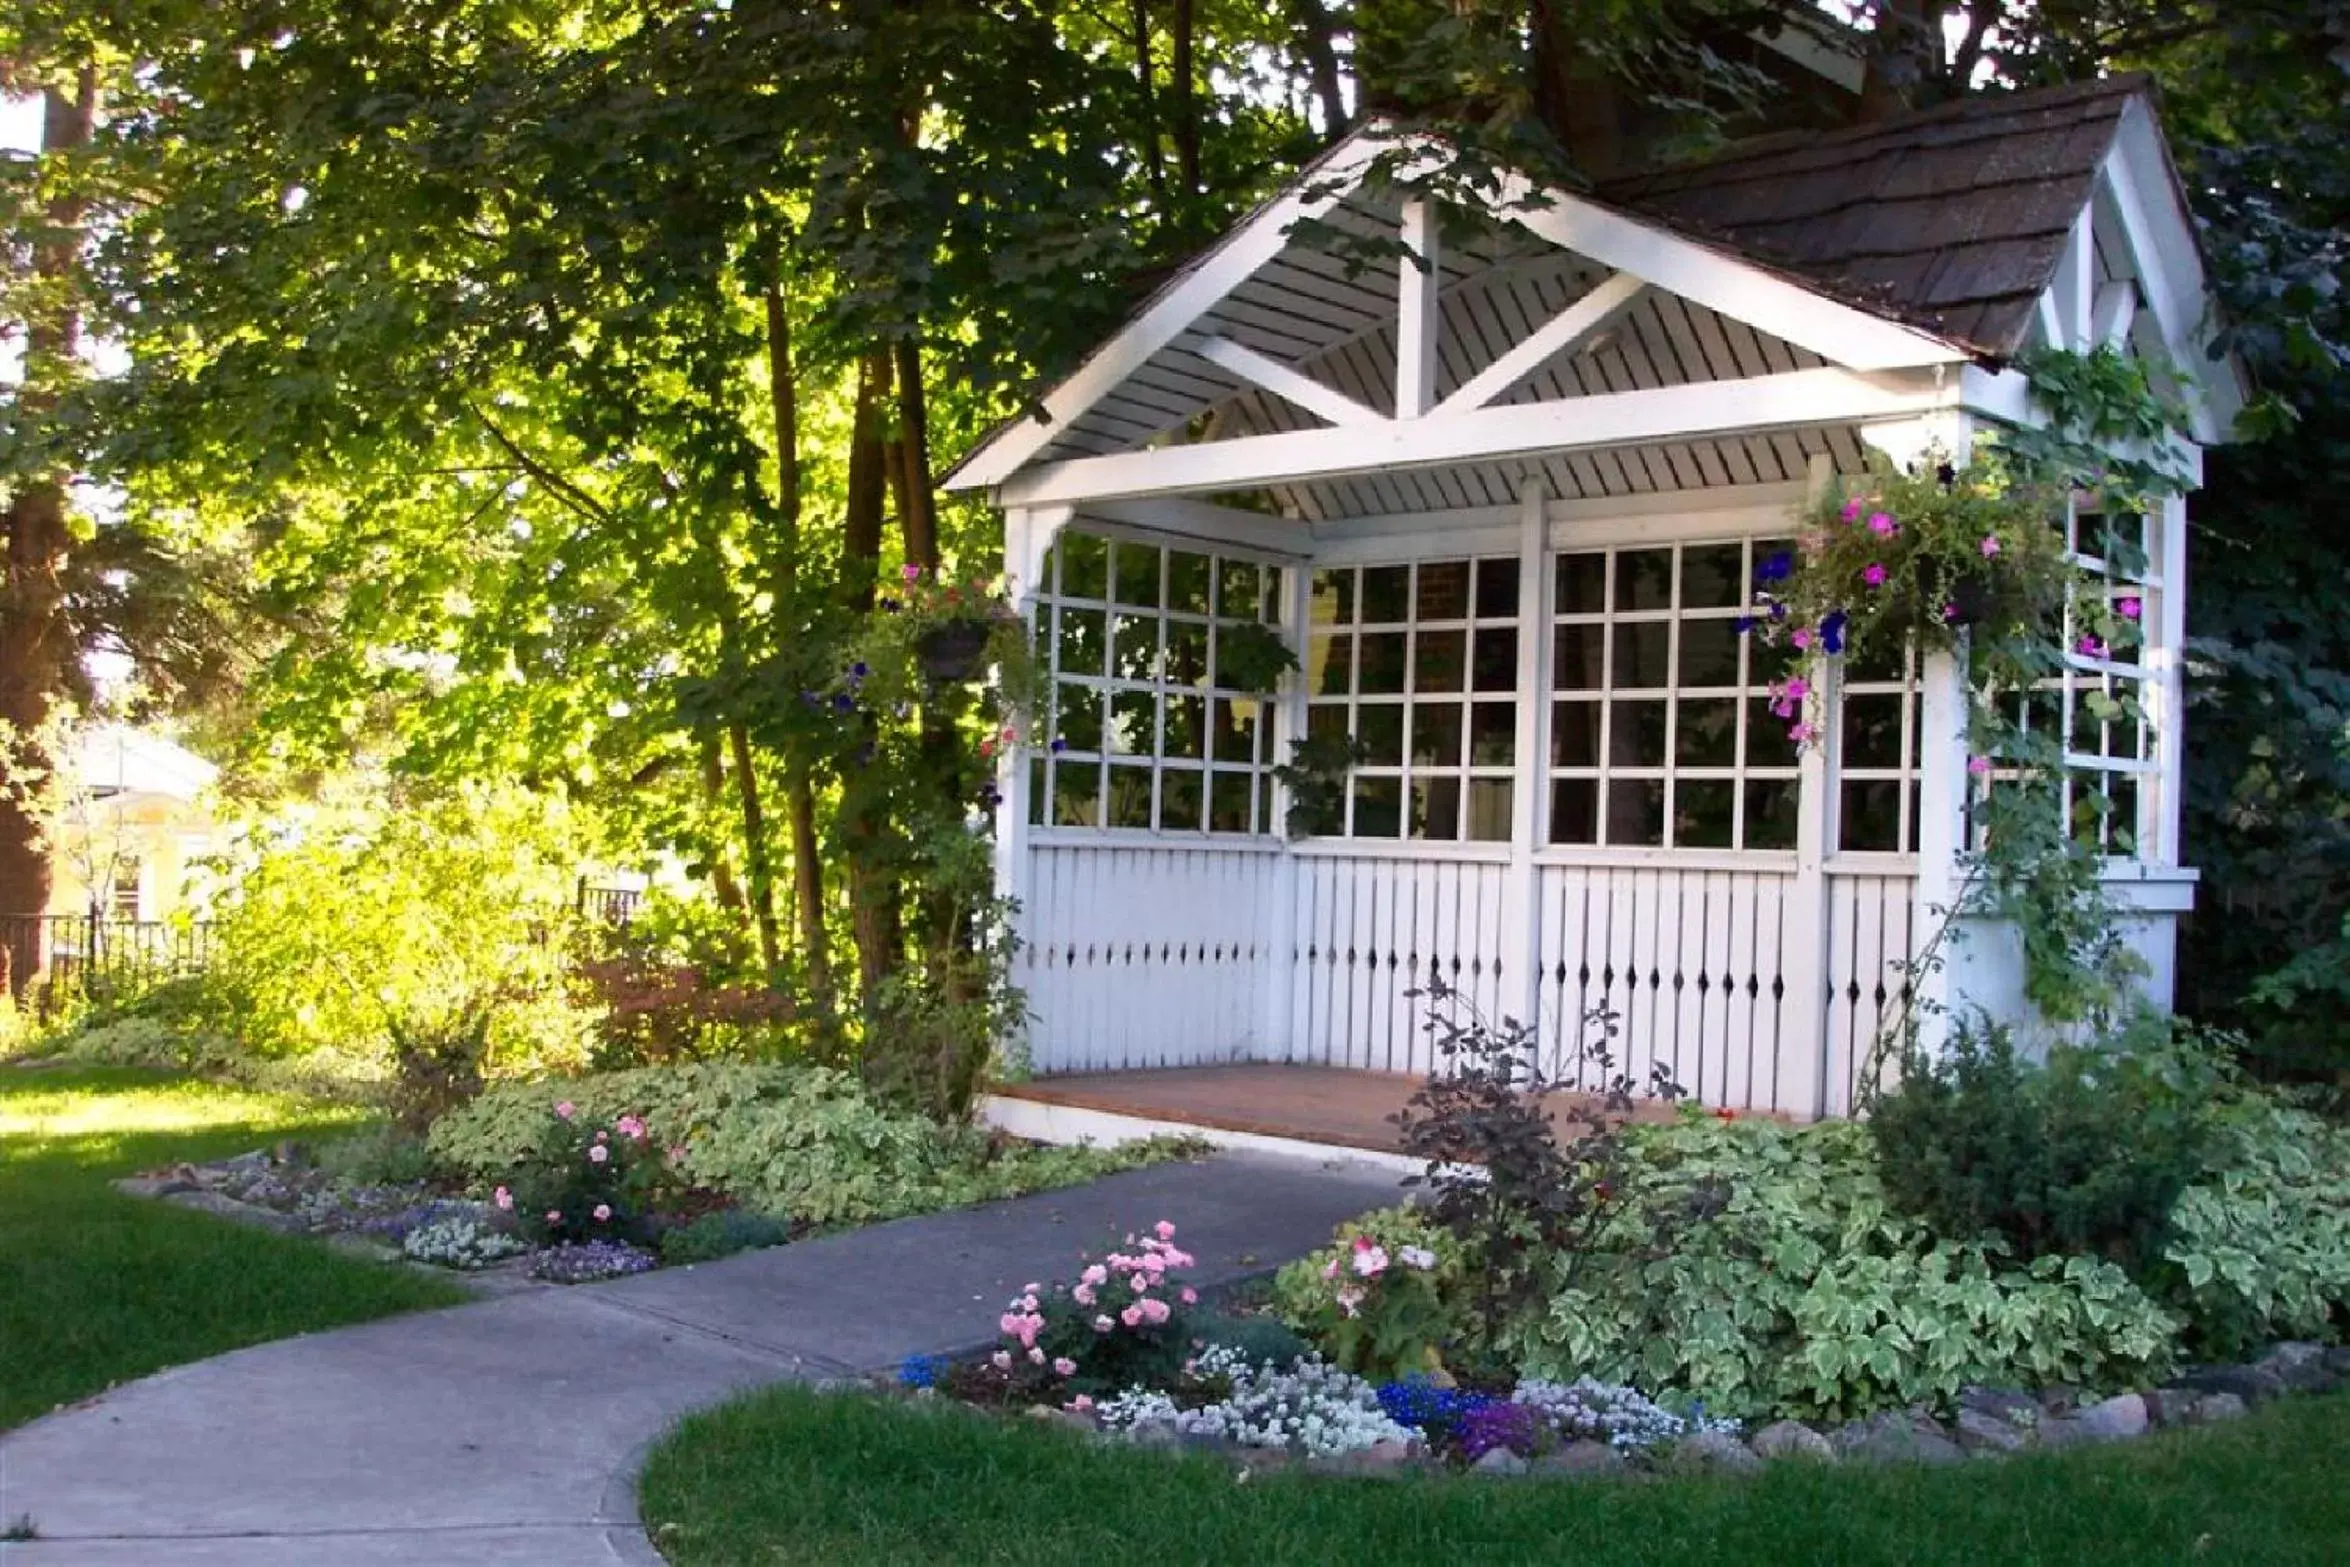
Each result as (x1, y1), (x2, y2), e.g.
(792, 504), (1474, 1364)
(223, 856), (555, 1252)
(1679, 618), (1742, 688)
(1311, 567), (1355, 625)
(1216, 559), (1264, 622)
(1675, 780), (1735, 848)
(1057, 531), (1108, 600)
(1415, 560), (1472, 621)
(1054, 685), (1103, 753)
(1554, 624), (1606, 690)
(1616, 548), (1674, 612)
(1411, 703), (1462, 767)
(1843, 693), (1906, 771)
(1163, 695), (1206, 760)
(1410, 776), (1461, 841)
(1466, 779), (1513, 842)
(1469, 702), (1516, 766)
(1028, 759), (1047, 827)
(1356, 702), (1405, 766)
(1167, 551), (1211, 615)
(1308, 702), (1348, 743)
(1158, 767), (1203, 831)
(1549, 778), (1599, 844)
(1164, 620), (1208, 686)
(1053, 760), (1102, 828)
(1108, 690), (1157, 754)
(1614, 622), (1670, 688)
(1054, 607), (1106, 676)
(2108, 776), (2140, 856)
(1361, 565), (1411, 624)
(1109, 614), (1160, 681)
(1682, 544), (1744, 609)
(1475, 557), (1520, 619)
(1472, 627), (1518, 692)
(1112, 540), (1161, 607)
(1552, 700), (1601, 768)
(1845, 636), (1905, 684)
(1310, 633), (1352, 696)
(1840, 780), (1904, 852)
(1749, 635), (1802, 688)
(1208, 771), (1252, 833)
(1105, 764), (1154, 828)
(1352, 776), (1404, 838)
(1745, 779), (1798, 850)
(1358, 631), (1408, 694)
(1212, 699), (1262, 763)
(1747, 699), (1798, 769)
(1675, 698), (1739, 768)
(1605, 779), (1666, 846)
(1556, 552), (1608, 616)
(1610, 699), (1668, 767)
(1414, 629), (1467, 693)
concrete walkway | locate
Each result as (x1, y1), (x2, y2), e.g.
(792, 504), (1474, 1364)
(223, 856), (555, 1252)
(0, 1153), (1402, 1565)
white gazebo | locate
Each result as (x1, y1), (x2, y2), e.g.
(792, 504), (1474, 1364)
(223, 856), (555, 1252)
(949, 78), (2243, 1131)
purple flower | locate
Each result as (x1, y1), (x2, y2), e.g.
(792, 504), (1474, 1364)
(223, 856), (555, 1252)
(831, 693), (855, 712)
(1867, 512), (1897, 538)
(1820, 610), (1848, 654)
(1049, 737), (1069, 754)
(2077, 634), (2107, 659)
(1862, 563), (1888, 588)
(1755, 550), (1794, 584)
(1733, 615), (1756, 635)
(849, 661), (870, 679)
(1456, 1400), (1541, 1462)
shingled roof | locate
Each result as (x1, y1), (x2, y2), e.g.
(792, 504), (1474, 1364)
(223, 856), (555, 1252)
(1598, 75), (2154, 359)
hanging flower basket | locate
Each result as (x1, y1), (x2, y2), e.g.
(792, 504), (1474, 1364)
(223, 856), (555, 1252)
(1918, 557), (1998, 629)
(916, 617), (994, 681)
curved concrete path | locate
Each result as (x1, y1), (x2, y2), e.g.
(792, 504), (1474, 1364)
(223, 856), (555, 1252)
(0, 1153), (1403, 1564)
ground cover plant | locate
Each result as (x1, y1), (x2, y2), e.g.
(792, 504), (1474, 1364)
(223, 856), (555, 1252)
(638, 1382), (2350, 1567)
(0, 1067), (463, 1431)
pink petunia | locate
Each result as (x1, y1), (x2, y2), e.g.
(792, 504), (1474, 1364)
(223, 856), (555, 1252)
(1968, 755), (1993, 777)
(1790, 627), (1813, 651)
(1790, 722), (1819, 746)
(1350, 1244), (1390, 1279)
(1335, 1285), (1365, 1319)
(593, 1204), (612, 1222)
(2078, 634), (2107, 658)
(553, 1101), (576, 1121)
(1054, 1357), (1078, 1377)
(1863, 563), (1888, 587)
(902, 563), (924, 583)
(493, 1186), (513, 1211)
(1783, 676), (1809, 702)
(2117, 596), (2142, 620)
(1841, 497), (1864, 522)
(1980, 535), (2002, 559)
(588, 1144), (609, 1165)
(1868, 512), (1897, 537)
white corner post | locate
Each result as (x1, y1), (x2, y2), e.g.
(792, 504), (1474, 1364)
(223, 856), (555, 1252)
(1262, 554), (1317, 1063)
(1510, 477), (1550, 1048)
(995, 503), (1073, 913)
(2151, 491), (2189, 866)
(1863, 413), (1975, 1070)
(1395, 198), (1441, 420)
(1778, 453), (1838, 1117)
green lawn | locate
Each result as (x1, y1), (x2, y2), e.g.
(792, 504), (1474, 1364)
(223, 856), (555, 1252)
(0, 1066), (465, 1431)
(640, 1382), (2350, 1566)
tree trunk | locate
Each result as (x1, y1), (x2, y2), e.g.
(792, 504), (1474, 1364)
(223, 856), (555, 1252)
(1130, 0), (1167, 203)
(0, 73), (100, 989)
(1532, 3), (1625, 177)
(700, 733), (746, 914)
(842, 351), (892, 614)
(728, 721), (784, 983)
(763, 272), (832, 1001)
(841, 349), (900, 998)
(1171, 0), (1201, 199)
(1290, 0), (1350, 142)
(1858, 0), (1937, 121)
(892, 338), (939, 571)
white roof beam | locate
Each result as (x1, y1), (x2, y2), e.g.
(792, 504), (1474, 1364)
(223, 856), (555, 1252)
(998, 367), (1958, 508)
(1436, 271), (1646, 415)
(2091, 279), (2137, 350)
(1193, 334), (1385, 428)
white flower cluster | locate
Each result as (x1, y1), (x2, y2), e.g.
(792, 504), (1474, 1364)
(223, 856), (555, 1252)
(1093, 1387), (1183, 1431)
(1511, 1377), (1741, 1452)
(1167, 1348), (1413, 1458)
(401, 1213), (527, 1270)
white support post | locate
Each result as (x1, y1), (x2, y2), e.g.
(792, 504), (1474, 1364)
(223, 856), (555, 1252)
(1863, 416), (1974, 1069)
(2151, 492), (2189, 865)
(1510, 478), (1550, 1044)
(1395, 198), (1440, 420)
(996, 504), (1072, 916)
(1777, 453), (1837, 1117)
(1261, 558), (1316, 1062)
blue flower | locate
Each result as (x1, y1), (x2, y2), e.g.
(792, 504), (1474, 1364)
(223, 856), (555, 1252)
(1821, 609), (1848, 654)
(898, 1354), (941, 1389)
(1732, 615), (1756, 635)
(1756, 550), (1794, 583)
(1049, 737), (1068, 754)
(849, 661), (870, 680)
(831, 693), (855, 712)
(1769, 601), (1788, 621)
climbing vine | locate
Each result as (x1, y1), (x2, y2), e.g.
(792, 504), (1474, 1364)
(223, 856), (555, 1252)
(1750, 348), (2194, 1039)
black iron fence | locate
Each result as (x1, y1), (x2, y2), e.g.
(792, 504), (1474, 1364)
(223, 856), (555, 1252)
(577, 882), (645, 927)
(0, 913), (216, 1008)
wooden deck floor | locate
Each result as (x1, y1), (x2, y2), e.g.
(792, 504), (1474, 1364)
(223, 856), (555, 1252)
(994, 1063), (1692, 1155)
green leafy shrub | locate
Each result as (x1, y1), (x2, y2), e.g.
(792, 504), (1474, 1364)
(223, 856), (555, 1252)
(2158, 1099), (2350, 1357)
(1191, 1312), (1311, 1371)
(315, 1125), (435, 1187)
(428, 1062), (1197, 1227)
(384, 1003), (495, 1135)
(659, 1210), (794, 1266)
(1867, 1022), (2206, 1269)
(41, 1013), (227, 1071)
(1272, 1207), (1461, 1381)
(1495, 1116), (2181, 1422)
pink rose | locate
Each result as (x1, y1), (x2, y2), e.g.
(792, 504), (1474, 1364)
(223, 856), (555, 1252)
(1080, 1264), (1108, 1287)
(1180, 1287), (1198, 1305)
(1000, 1312), (1025, 1337)
(1022, 1282), (1042, 1295)
(1093, 1315), (1115, 1333)
(1783, 676), (1808, 702)
(546, 1210), (563, 1224)
(1054, 1358), (1077, 1377)
(615, 1115), (645, 1140)
(1121, 1305), (1144, 1328)
(1131, 1274), (1151, 1294)
(1067, 1395), (1095, 1413)
(1154, 1220), (1176, 1240)
(553, 1101), (575, 1121)
(1139, 1297), (1171, 1325)
(992, 1350), (1013, 1371)
(1072, 1284), (1096, 1306)
(593, 1204), (612, 1222)
(593, 1129), (607, 1143)
(1351, 1244), (1390, 1279)
(1028, 1346), (1046, 1365)
(588, 1144), (609, 1164)
(493, 1186), (513, 1211)
(1021, 1294), (1040, 1312)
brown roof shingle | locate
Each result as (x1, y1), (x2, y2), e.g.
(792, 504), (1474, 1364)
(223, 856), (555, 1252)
(1598, 75), (2147, 357)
